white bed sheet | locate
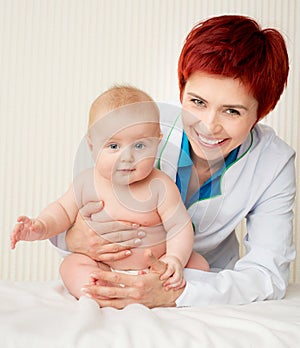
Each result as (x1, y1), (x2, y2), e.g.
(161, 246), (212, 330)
(0, 281), (300, 348)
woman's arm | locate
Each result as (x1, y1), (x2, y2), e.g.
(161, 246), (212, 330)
(172, 150), (296, 307)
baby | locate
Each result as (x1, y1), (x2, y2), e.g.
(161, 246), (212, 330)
(11, 85), (209, 300)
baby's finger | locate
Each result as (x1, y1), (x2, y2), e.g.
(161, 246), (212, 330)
(12, 222), (24, 237)
(160, 266), (174, 281)
(10, 237), (17, 249)
(12, 223), (21, 233)
(165, 278), (185, 291)
(175, 279), (186, 290)
(17, 216), (29, 224)
(10, 230), (20, 249)
(163, 270), (181, 286)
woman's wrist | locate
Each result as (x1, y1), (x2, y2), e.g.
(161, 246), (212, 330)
(163, 285), (185, 307)
(65, 224), (79, 252)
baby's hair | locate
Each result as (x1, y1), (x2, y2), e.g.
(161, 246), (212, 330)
(88, 85), (155, 127)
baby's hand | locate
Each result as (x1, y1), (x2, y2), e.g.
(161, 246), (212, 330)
(10, 216), (46, 249)
(159, 255), (185, 291)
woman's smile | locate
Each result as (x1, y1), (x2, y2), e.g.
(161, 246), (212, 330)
(182, 71), (258, 162)
(195, 130), (227, 147)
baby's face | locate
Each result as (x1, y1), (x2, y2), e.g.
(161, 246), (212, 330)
(89, 102), (161, 185)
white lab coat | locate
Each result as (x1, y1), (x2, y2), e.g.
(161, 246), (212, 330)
(51, 104), (296, 306)
(157, 111), (296, 306)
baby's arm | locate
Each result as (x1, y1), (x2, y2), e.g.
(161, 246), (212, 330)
(155, 172), (194, 289)
(11, 185), (79, 249)
(37, 186), (79, 236)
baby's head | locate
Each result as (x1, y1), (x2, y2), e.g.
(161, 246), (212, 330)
(88, 85), (159, 127)
(88, 84), (161, 146)
(87, 85), (161, 185)
(88, 85), (160, 140)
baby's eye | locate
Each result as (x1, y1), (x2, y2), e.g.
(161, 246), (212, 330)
(134, 142), (145, 150)
(108, 143), (120, 150)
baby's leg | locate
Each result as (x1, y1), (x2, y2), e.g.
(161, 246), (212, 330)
(59, 253), (110, 299)
(186, 251), (210, 272)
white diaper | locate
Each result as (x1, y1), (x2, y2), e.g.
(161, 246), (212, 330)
(110, 268), (150, 288)
(111, 268), (149, 275)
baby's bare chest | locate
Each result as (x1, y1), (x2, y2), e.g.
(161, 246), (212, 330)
(81, 180), (161, 226)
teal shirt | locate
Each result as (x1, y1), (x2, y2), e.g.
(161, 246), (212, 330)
(176, 132), (239, 207)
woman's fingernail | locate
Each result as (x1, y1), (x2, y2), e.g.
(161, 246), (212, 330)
(134, 238), (142, 245)
(132, 223), (140, 228)
(138, 231), (146, 237)
(81, 287), (92, 297)
(125, 250), (132, 256)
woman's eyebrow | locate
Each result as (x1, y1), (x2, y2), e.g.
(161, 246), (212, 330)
(187, 92), (248, 110)
(223, 104), (248, 110)
(187, 92), (208, 103)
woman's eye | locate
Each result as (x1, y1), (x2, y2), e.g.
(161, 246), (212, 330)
(226, 108), (241, 116)
(191, 98), (205, 106)
(135, 143), (145, 150)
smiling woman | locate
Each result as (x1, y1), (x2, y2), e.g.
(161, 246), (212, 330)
(181, 72), (258, 171)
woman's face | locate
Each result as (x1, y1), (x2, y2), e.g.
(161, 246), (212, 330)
(181, 72), (258, 163)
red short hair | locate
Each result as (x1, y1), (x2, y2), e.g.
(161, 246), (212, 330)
(178, 15), (289, 120)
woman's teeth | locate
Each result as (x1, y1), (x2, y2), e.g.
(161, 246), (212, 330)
(198, 134), (224, 145)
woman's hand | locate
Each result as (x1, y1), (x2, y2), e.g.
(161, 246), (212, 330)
(81, 249), (185, 309)
(66, 201), (146, 262)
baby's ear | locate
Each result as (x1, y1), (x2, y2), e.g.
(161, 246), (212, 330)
(86, 134), (93, 152)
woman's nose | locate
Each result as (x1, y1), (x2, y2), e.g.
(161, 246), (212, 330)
(200, 110), (222, 134)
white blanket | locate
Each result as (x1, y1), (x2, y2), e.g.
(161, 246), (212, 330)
(1, 281), (300, 348)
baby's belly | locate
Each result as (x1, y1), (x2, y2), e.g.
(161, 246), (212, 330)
(107, 224), (167, 270)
